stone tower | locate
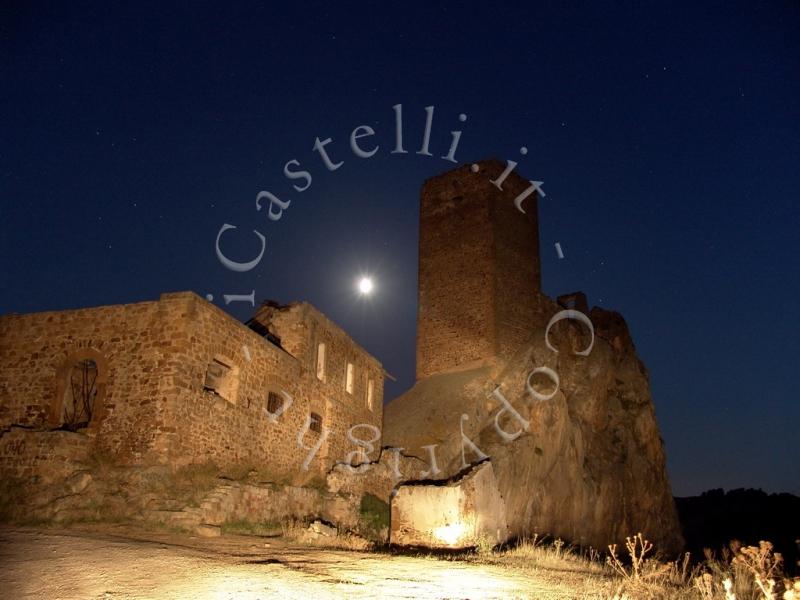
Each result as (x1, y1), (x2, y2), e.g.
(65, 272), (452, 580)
(387, 161), (684, 553)
(416, 159), (543, 380)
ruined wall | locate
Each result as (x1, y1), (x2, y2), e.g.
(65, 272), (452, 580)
(160, 293), (384, 478)
(416, 160), (541, 380)
(267, 302), (385, 425)
(0, 292), (385, 481)
(150, 481), (326, 532)
(0, 297), (178, 463)
(0, 427), (92, 485)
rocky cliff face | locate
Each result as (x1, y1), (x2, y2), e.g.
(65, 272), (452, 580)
(383, 295), (684, 555)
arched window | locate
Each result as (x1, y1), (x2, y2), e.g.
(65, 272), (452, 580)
(51, 348), (108, 432)
(62, 359), (98, 431)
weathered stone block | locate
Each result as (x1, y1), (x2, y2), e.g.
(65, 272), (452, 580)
(390, 461), (508, 549)
(196, 524), (221, 537)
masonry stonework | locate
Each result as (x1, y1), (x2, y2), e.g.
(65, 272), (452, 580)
(0, 292), (384, 484)
(416, 160), (542, 380)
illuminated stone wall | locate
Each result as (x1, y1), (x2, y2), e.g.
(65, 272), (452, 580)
(0, 291), (384, 480)
(390, 460), (509, 548)
(0, 296), (178, 463)
(0, 427), (91, 485)
(416, 159), (542, 380)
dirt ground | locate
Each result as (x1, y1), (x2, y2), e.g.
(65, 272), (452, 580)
(0, 525), (601, 599)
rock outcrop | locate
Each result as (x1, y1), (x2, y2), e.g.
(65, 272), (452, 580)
(390, 460), (509, 548)
(384, 298), (684, 554)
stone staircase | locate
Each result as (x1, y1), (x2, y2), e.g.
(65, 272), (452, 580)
(145, 481), (326, 537)
(146, 483), (237, 535)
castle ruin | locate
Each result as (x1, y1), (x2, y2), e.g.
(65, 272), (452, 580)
(0, 160), (683, 552)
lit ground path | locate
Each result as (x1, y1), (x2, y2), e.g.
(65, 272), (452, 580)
(0, 526), (610, 599)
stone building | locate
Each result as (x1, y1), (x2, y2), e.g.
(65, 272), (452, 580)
(0, 292), (384, 483)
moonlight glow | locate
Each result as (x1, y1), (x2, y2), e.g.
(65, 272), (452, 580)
(358, 277), (374, 295)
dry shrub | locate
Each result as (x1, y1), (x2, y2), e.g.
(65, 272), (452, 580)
(607, 533), (655, 580)
(698, 540), (788, 600)
(221, 518), (283, 537)
(607, 534), (796, 600)
(484, 533), (606, 575)
(280, 518), (371, 551)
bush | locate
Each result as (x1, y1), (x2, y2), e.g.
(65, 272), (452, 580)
(221, 519), (283, 536)
(359, 493), (389, 540)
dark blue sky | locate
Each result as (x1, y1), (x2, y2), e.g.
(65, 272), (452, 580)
(2, 1), (798, 496)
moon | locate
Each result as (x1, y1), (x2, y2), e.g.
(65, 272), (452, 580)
(358, 276), (374, 295)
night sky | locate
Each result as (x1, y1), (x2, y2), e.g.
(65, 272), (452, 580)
(2, 1), (798, 496)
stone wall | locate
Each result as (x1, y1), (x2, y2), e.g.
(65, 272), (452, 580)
(149, 481), (326, 534)
(390, 461), (509, 548)
(416, 160), (542, 380)
(0, 291), (385, 481)
(264, 302), (384, 426)
(326, 447), (426, 501)
(157, 293), (383, 478)
(0, 426), (91, 485)
(0, 296), (178, 463)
